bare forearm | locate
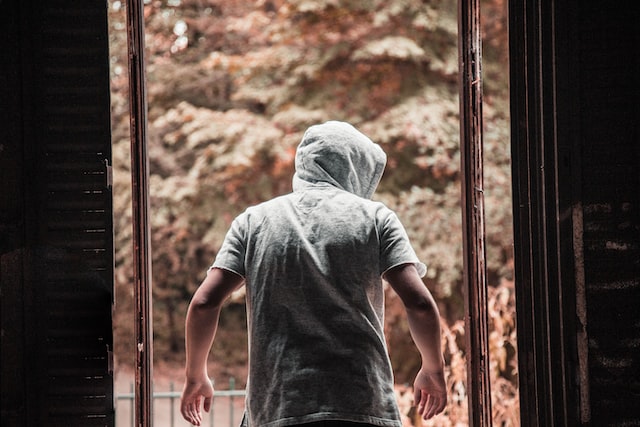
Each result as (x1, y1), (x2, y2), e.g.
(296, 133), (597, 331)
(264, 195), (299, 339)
(386, 263), (447, 418)
(385, 264), (444, 371)
(181, 268), (244, 426)
(406, 301), (444, 371)
(185, 301), (221, 380)
(184, 268), (244, 380)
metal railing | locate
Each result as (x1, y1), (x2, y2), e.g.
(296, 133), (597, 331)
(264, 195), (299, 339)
(116, 379), (245, 427)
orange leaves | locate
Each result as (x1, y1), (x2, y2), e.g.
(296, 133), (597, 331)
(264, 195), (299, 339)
(110, 4), (514, 413)
(271, 146), (296, 178)
(387, 277), (519, 426)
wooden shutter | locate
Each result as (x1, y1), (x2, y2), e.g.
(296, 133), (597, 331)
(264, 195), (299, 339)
(573, 4), (640, 424)
(510, 0), (640, 425)
(1, 1), (114, 426)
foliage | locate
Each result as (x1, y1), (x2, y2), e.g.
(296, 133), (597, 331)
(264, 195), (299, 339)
(393, 277), (519, 426)
(108, 0), (516, 424)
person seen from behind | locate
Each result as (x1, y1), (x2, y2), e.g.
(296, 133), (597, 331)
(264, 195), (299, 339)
(180, 121), (447, 427)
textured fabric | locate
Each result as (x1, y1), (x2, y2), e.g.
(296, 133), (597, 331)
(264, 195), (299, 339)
(212, 121), (426, 427)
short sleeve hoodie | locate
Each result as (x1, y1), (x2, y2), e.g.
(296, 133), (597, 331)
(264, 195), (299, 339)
(212, 121), (426, 427)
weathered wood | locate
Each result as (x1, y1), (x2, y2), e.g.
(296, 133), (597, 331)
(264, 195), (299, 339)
(458, 0), (492, 425)
(125, 0), (154, 425)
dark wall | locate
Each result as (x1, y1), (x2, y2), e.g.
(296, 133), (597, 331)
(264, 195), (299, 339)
(0, 1), (114, 426)
(570, 4), (640, 424)
(510, 0), (640, 425)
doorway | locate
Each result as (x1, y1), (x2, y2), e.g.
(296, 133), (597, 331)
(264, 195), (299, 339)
(107, 1), (515, 425)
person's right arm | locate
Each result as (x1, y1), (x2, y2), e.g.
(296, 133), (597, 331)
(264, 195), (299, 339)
(384, 263), (447, 420)
(181, 267), (244, 426)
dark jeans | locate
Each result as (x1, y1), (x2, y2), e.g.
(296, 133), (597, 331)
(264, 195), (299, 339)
(293, 422), (379, 427)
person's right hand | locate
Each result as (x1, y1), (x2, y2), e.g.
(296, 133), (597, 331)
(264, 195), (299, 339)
(180, 376), (214, 426)
(413, 368), (447, 420)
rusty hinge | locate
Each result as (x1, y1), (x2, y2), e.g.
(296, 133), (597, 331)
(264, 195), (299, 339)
(107, 344), (114, 375)
(105, 159), (113, 189)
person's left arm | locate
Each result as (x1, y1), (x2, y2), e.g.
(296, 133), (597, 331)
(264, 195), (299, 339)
(180, 267), (244, 426)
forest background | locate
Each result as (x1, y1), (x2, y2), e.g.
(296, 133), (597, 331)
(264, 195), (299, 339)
(107, 0), (516, 425)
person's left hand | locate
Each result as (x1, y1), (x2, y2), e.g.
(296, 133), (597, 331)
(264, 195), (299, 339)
(180, 376), (214, 426)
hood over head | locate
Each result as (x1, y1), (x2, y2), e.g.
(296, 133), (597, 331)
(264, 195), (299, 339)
(292, 121), (387, 199)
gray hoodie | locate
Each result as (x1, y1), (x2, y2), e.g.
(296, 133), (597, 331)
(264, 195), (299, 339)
(213, 121), (426, 427)
(292, 121), (387, 199)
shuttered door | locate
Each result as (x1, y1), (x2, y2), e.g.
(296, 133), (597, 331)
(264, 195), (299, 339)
(576, 4), (640, 424)
(510, 1), (640, 424)
(1, 1), (115, 426)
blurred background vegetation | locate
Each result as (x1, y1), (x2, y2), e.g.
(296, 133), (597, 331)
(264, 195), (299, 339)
(108, 0), (516, 424)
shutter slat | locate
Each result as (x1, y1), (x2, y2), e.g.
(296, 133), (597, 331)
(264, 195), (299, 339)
(33, 1), (115, 424)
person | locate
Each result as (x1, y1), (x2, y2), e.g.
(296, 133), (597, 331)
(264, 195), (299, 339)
(180, 121), (447, 427)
